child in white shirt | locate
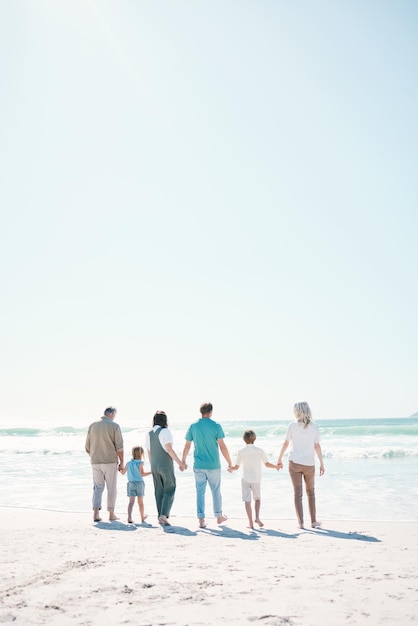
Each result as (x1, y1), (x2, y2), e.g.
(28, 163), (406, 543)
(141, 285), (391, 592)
(230, 430), (279, 529)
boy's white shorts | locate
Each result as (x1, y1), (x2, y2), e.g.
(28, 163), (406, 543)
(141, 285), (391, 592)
(241, 479), (261, 502)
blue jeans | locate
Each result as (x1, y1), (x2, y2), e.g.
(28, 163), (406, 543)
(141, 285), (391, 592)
(194, 468), (222, 519)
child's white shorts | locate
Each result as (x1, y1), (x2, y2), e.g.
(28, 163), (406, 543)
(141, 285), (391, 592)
(241, 479), (261, 502)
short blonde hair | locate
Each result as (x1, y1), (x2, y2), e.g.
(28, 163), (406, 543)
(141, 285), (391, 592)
(294, 402), (312, 428)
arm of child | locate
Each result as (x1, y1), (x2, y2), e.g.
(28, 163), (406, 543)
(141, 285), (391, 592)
(139, 464), (152, 477)
(228, 464), (239, 473)
(264, 461), (281, 470)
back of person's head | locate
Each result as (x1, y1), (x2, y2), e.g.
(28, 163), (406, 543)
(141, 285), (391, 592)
(153, 410), (168, 428)
(294, 402), (312, 428)
(243, 430), (256, 444)
(132, 446), (144, 460)
(104, 407), (117, 417)
(200, 402), (213, 416)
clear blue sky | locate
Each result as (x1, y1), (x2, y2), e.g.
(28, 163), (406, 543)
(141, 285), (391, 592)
(1, 0), (417, 426)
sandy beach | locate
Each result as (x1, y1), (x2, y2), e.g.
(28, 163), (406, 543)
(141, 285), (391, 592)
(0, 508), (417, 625)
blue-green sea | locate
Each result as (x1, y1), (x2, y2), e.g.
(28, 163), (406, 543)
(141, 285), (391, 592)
(1, 417), (417, 521)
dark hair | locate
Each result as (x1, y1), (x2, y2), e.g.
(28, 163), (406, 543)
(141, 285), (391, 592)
(104, 407), (117, 416)
(153, 410), (168, 428)
(243, 430), (256, 444)
(200, 402), (213, 415)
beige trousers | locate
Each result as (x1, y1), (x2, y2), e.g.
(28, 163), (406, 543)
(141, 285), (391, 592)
(288, 460), (316, 526)
(91, 463), (118, 512)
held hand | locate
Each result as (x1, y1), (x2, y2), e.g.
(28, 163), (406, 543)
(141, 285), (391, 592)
(319, 465), (325, 476)
(276, 462), (283, 471)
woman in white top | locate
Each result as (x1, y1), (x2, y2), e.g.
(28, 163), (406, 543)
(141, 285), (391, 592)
(277, 402), (325, 529)
(145, 411), (186, 525)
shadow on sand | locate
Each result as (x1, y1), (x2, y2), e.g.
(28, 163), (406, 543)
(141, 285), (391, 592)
(92, 520), (379, 542)
(199, 525), (260, 541)
(255, 528), (299, 539)
(94, 520), (138, 531)
(301, 527), (381, 542)
(160, 524), (197, 536)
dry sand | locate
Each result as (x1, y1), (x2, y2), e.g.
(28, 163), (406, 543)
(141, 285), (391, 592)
(0, 507), (417, 625)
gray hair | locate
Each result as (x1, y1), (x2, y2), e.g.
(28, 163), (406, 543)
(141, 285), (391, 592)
(294, 402), (312, 428)
(104, 407), (117, 417)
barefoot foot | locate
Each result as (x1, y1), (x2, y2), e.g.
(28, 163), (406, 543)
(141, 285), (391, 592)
(158, 515), (171, 526)
(217, 515), (228, 524)
(255, 518), (264, 528)
(311, 521), (322, 528)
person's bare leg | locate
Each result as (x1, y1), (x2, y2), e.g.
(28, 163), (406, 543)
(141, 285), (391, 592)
(137, 497), (147, 522)
(127, 497), (135, 522)
(245, 502), (254, 528)
(254, 499), (264, 527)
(93, 507), (102, 522)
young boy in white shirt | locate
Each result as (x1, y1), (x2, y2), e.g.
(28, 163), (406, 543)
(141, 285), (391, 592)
(230, 430), (279, 529)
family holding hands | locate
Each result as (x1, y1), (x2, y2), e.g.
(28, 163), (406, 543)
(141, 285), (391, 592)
(85, 401), (325, 530)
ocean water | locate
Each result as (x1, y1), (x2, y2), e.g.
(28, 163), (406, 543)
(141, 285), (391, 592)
(1, 417), (417, 522)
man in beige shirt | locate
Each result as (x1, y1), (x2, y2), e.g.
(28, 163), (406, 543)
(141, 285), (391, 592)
(85, 407), (124, 522)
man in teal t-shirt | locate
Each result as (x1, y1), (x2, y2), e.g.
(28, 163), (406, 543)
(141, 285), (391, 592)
(182, 402), (233, 528)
